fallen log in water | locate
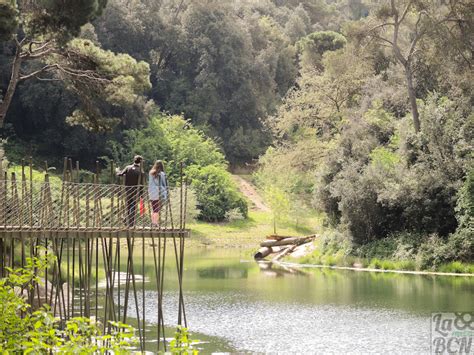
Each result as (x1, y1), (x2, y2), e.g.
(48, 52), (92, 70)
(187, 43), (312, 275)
(254, 247), (272, 259)
(254, 246), (289, 259)
(260, 234), (316, 248)
(254, 234), (317, 259)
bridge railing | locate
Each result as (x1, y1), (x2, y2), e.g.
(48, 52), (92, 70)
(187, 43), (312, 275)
(0, 179), (182, 232)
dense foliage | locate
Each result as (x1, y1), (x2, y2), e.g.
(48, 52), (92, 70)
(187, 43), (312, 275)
(2, 0), (372, 164)
(186, 164), (248, 221)
(257, 0), (473, 266)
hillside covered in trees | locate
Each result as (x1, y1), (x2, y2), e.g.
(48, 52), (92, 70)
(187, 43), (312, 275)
(1, 0), (472, 267)
(2, 0), (376, 164)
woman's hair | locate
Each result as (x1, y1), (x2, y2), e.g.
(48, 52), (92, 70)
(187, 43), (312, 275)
(150, 160), (164, 177)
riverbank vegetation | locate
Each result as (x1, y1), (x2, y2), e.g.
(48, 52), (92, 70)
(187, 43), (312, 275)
(293, 230), (474, 274)
(0, 252), (201, 353)
(254, 1), (473, 271)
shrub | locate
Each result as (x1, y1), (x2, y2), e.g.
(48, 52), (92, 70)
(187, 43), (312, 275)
(170, 326), (200, 355)
(415, 235), (450, 270)
(447, 168), (474, 261)
(397, 260), (416, 271)
(445, 230), (473, 263)
(369, 258), (383, 269)
(355, 236), (399, 259)
(339, 255), (356, 267)
(323, 255), (337, 266)
(438, 261), (468, 274)
(186, 165), (248, 221)
(224, 208), (246, 221)
(381, 260), (395, 270)
(299, 250), (323, 265)
(317, 230), (351, 256)
(355, 232), (471, 271)
(455, 168), (474, 230)
(0, 254), (137, 353)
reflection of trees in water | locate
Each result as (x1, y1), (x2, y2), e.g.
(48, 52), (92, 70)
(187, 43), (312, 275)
(258, 261), (309, 278)
(197, 267), (248, 279)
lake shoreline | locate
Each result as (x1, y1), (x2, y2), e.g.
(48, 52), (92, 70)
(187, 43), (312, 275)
(186, 209), (473, 277)
(279, 261), (474, 277)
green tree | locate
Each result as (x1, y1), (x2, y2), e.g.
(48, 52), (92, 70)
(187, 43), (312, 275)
(95, 0), (308, 162)
(296, 31), (347, 70)
(0, 253), (137, 353)
(0, 0), (151, 130)
(264, 184), (291, 235)
(356, 0), (470, 132)
(268, 47), (371, 142)
(110, 113), (226, 179)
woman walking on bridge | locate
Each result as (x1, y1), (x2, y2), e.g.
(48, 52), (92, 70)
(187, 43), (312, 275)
(148, 160), (168, 226)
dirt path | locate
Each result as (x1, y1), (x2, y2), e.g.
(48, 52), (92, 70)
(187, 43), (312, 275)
(233, 175), (270, 212)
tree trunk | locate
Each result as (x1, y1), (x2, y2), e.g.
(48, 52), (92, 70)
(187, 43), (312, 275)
(254, 247), (272, 259)
(0, 44), (22, 128)
(260, 235), (316, 248)
(405, 66), (421, 133)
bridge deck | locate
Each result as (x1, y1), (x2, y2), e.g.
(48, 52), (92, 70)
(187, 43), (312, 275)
(0, 226), (190, 238)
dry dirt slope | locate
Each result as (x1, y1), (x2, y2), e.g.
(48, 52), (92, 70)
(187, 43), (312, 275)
(232, 175), (270, 212)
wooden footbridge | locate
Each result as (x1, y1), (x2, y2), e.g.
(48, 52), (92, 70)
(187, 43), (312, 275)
(0, 158), (190, 352)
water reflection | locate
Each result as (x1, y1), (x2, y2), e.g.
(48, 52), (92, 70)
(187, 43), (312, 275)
(197, 266), (248, 279)
(257, 260), (309, 277)
(122, 247), (474, 353)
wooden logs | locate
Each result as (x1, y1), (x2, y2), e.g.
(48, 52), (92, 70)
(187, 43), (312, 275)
(260, 234), (316, 248)
(265, 234), (293, 241)
(254, 234), (317, 260)
(254, 247), (272, 259)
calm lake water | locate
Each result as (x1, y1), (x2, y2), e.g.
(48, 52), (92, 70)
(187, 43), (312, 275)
(123, 247), (474, 354)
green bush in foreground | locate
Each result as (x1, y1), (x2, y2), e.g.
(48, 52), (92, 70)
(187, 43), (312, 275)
(170, 326), (200, 355)
(0, 254), (137, 353)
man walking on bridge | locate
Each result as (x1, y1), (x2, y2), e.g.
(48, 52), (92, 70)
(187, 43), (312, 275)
(117, 155), (143, 227)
